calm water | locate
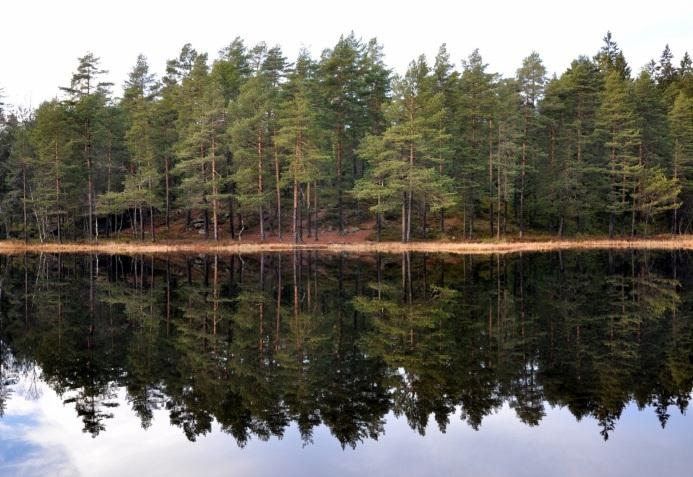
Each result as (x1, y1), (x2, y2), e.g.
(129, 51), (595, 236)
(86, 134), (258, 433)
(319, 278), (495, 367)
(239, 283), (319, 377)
(0, 251), (692, 476)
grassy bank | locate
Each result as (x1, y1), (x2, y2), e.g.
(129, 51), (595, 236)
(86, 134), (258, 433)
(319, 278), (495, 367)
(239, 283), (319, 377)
(0, 236), (692, 255)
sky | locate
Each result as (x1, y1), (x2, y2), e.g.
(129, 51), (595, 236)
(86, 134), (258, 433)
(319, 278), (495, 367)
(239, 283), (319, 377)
(1, 0), (692, 108)
(2, 377), (692, 476)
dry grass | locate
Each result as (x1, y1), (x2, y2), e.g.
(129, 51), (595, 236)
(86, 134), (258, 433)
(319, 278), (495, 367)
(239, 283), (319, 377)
(1, 236), (693, 256)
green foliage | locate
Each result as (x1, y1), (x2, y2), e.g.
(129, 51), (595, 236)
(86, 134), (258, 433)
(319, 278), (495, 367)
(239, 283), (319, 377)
(0, 32), (691, 241)
(354, 57), (455, 241)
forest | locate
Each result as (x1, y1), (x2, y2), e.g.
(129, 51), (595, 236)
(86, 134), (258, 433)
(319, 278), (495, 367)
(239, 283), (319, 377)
(0, 32), (691, 243)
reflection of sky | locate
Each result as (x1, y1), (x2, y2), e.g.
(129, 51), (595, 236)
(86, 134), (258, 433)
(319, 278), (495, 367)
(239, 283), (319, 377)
(1, 377), (692, 477)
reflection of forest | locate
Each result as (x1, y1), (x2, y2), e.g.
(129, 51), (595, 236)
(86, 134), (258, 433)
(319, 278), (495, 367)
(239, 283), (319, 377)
(0, 251), (691, 446)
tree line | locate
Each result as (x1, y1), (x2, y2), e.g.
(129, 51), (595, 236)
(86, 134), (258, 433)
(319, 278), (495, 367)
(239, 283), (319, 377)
(0, 32), (691, 243)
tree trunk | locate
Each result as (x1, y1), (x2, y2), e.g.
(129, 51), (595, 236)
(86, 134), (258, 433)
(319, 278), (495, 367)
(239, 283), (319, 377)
(497, 126), (502, 240)
(376, 179), (382, 242)
(314, 181), (319, 241)
(406, 190), (412, 243)
(439, 162), (445, 233)
(293, 175), (299, 243)
(211, 137), (219, 241)
(520, 139), (526, 238)
(401, 196), (406, 243)
(407, 143), (414, 243)
(274, 132), (282, 240)
(298, 185), (303, 242)
(307, 182), (312, 238)
(22, 165), (28, 243)
(55, 139), (62, 244)
(609, 143), (616, 238)
(258, 129), (265, 241)
(139, 206), (145, 241)
(488, 118), (494, 239)
(85, 118), (94, 241)
(336, 125), (344, 235)
(292, 133), (301, 243)
(164, 156), (171, 230)
(558, 215), (564, 237)
(422, 198), (427, 238)
(149, 206), (155, 242)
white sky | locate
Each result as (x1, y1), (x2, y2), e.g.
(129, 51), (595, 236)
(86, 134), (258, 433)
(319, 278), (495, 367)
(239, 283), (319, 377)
(2, 0), (692, 108)
(5, 379), (693, 476)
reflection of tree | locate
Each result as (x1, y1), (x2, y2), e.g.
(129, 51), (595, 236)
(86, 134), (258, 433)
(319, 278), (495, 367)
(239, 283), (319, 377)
(0, 341), (19, 417)
(0, 250), (690, 445)
(64, 383), (119, 436)
(355, 253), (458, 434)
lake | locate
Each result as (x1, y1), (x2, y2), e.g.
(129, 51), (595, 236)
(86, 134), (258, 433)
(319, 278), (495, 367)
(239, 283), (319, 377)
(0, 251), (691, 476)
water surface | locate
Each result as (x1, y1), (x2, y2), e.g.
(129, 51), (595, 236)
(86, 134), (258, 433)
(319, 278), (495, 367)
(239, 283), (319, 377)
(0, 251), (691, 476)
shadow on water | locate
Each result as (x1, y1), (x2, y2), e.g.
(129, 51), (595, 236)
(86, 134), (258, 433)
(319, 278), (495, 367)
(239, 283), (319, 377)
(0, 250), (691, 447)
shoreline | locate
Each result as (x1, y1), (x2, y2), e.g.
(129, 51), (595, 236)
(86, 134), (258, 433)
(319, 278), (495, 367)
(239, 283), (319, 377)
(0, 237), (692, 255)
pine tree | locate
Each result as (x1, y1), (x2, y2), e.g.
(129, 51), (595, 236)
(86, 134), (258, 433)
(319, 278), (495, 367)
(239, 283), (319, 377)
(228, 53), (272, 241)
(174, 54), (228, 241)
(4, 111), (34, 242)
(596, 71), (642, 236)
(456, 49), (497, 237)
(516, 52), (546, 237)
(60, 53), (113, 240)
(633, 69), (670, 169)
(211, 37), (251, 237)
(262, 46), (287, 239)
(277, 50), (326, 243)
(319, 34), (364, 234)
(432, 44), (457, 233)
(493, 78), (522, 238)
(539, 58), (602, 235)
(635, 167), (680, 234)
(60, 53), (113, 239)
(354, 57), (454, 242)
(30, 100), (76, 242)
(669, 91), (693, 232)
(100, 55), (161, 241)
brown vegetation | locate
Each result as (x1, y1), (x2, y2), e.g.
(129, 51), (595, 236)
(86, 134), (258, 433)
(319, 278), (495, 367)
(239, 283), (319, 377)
(1, 236), (693, 256)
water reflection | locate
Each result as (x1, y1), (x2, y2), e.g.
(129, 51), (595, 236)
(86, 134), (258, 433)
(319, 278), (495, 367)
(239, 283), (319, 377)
(0, 251), (690, 449)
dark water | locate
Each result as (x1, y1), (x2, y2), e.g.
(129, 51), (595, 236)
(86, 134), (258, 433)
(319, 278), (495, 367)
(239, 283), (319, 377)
(0, 251), (692, 476)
